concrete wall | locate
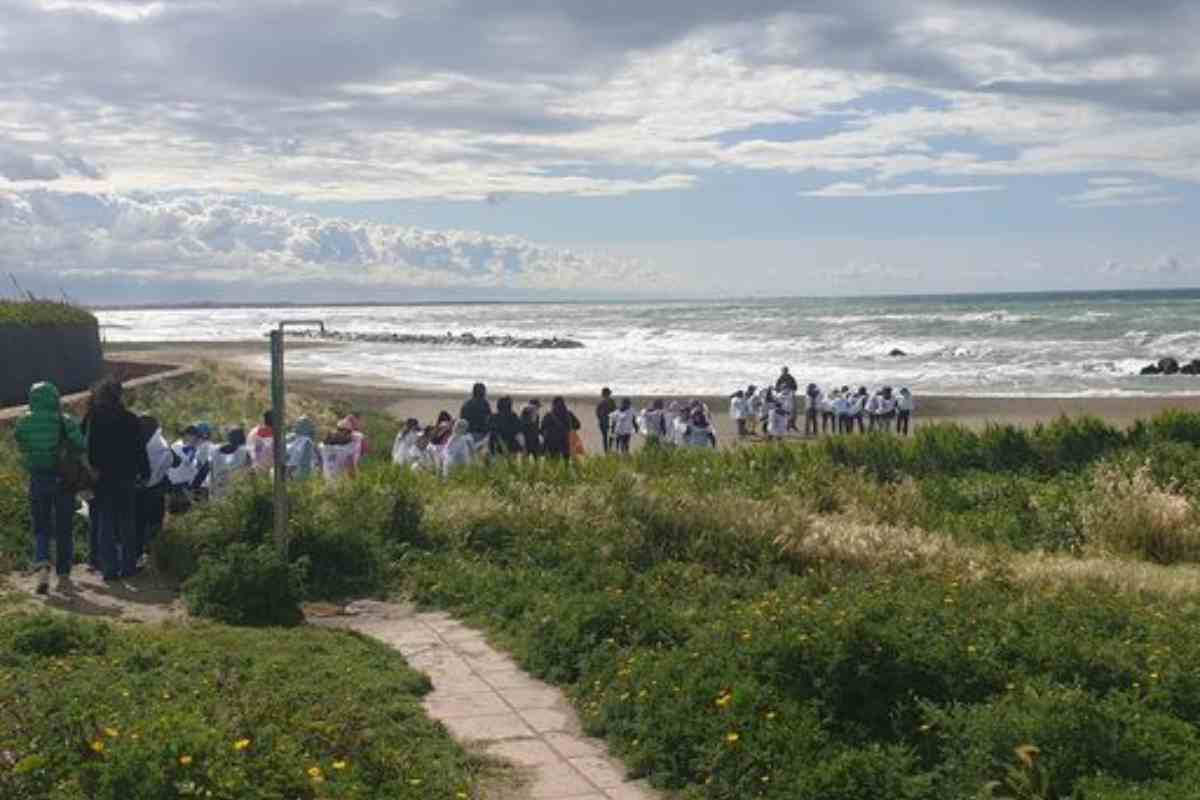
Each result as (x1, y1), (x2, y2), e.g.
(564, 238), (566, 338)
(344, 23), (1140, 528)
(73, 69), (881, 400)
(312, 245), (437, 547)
(0, 323), (104, 408)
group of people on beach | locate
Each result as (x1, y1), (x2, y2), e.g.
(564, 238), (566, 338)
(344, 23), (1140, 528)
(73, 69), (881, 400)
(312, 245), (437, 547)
(731, 367), (916, 439)
(390, 383), (721, 476)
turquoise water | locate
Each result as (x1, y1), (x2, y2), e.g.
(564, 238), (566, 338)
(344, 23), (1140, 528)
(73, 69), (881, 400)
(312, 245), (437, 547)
(97, 290), (1200, 397)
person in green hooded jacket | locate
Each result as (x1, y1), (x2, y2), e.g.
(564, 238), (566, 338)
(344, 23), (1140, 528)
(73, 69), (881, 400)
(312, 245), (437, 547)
(13, 382), (86, 595)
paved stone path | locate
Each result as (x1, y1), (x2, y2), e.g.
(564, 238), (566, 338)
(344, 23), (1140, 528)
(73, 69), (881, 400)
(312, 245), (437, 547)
(319, 601), (661, 800)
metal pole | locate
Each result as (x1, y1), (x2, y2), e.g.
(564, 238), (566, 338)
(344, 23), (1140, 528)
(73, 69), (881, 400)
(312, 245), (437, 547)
(270, 330), (288, 560)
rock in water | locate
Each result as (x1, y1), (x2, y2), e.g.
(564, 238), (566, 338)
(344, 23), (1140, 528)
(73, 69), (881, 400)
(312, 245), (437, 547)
(1159, 357), (1181, 375)
(888, 348), (907, 357)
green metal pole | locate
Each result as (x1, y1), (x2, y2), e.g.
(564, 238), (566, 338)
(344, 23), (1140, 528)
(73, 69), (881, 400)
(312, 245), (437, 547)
(270, 330), (289, 559)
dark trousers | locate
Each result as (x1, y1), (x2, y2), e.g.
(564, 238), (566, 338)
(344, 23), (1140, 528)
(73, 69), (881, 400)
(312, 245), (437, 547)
(135, 482), (168, 568)
(30, 473), (75, 576)
(599, 419), (611, 453)
(94, 482), (137, 580)
(805, 409), (819, 436)
(897, 411), (911, 436)
(615, 434), (631, 454)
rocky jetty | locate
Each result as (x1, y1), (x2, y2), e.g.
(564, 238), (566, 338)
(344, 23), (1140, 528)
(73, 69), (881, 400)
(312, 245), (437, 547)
(1139, 357), (1200, 376)
(286, 328), (585, 350)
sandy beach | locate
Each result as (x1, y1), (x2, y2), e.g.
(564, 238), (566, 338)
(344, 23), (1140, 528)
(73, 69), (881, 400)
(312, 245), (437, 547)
(107, 341), (1200, 454)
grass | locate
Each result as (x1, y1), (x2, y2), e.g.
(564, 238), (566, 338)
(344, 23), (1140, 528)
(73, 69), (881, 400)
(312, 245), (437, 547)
(0, 299), (97, 327)
(10, 364), (1200, 797)
(0, 601), (491, 800)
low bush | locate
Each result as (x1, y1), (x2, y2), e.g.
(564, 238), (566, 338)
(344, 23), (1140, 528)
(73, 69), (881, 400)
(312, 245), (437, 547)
(182, 543), (308, 626)
(0, 611), (486, 800)
(0, 299), (97, 327)
(1081, 462), (1200, 564)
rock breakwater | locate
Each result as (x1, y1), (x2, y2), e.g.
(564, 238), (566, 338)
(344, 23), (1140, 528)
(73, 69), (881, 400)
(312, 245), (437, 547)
(286, 329), (585, 350)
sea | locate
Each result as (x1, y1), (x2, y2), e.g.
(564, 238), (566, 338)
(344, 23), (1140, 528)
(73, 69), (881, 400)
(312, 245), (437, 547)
(94, 290), (1200, 398)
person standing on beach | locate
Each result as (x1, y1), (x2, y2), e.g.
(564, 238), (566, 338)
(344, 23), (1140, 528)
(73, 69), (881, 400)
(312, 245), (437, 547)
(247, 411), (275, 472)
(639, 399), (668, 446)
(490, 396), (525, 456)
(520, 399), (543, 457)
(805, 384), (821, 437)
(609, 398), (638, 455)
(775, 367), (798, 394)
(460, 383), (493, 454)
(596, 388), (616, 454)
(897, 388), (914, 436)
(84, 379), (150, 582)
(14, 381), (87, 594)
(541, 397), (581, 460)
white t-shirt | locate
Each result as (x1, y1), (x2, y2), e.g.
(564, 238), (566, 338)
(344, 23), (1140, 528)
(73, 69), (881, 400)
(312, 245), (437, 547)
(442, 435), (475, 476)
(898, 393), (914, 412)
(779, 390), (796, 413)
(639, 409), (666, 438)
(879, 397), (897, 414)
(210, 446), (251, 499)
(167, 440), (199, 487)
(768, 407), (789, 437)
(610, 408), (637, 437)
(247, 427), (274, 471)
(145, 430), (174, 489)
(730, 396), (747, 421)
(319, 441), (358, 481)
(392, 430), (421, 466)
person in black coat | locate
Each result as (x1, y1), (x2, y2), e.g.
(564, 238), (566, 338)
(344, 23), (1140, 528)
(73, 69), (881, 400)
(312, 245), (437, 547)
(520, 399), (543, 458)
(775, 366), (798, 393)
(489, 396), (524, 456)
(83, 379), (150, 581)
(541, 396), (581, 460)
(460, 382), (493, 448)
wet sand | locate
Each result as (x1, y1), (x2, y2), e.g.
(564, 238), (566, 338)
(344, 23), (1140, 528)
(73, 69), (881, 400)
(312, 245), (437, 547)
(107, 341), (1200, 453)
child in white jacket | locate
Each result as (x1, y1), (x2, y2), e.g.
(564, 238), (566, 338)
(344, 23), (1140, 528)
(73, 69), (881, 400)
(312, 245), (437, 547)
(392, 418), (422, 466)
(609, 398), (638, 455)
(442, 419), (476, 477)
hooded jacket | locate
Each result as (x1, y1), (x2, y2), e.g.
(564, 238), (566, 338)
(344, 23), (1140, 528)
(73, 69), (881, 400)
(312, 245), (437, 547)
(84, 398), (149, 488)
(14, 382), (86, 473)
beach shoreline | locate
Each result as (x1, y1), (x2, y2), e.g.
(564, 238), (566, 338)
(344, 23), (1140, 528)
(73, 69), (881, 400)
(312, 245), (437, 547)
(106, 340), (1200, 452)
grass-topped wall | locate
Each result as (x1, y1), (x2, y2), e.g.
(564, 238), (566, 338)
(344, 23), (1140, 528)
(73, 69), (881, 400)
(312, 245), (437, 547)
(0, 300), (103, 408)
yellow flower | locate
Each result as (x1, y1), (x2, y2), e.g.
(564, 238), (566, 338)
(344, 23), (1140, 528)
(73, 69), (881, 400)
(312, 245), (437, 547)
(765, 711), (777, 721)
(233, 738), (251, 752)
(90, 740), (105, 753)
(1014, 745), (1040, 769)
(725, 732), (740, 744)
(178, 755), (193, 766)
(104, 727), (120, 738)
(332, 760), (347, 770)
(307, 766), (324, 783)
(715, 693), (732, 708)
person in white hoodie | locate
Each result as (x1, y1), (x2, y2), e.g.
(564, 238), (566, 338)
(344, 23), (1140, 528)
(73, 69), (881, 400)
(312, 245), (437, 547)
(442, 419), (476, 477)
(778, 386), (798, 432)
(285, 416), (321, 480)
(609, 398), (638, 455)
(865, 391), (882, 432)
(210, 427), (252, 500)
(247, 411), (275, 472)
(897, 387), (914, 436)
(729, 390), (749, 437)
(682, 408), (718, 449)
(820, 389), (836, 434)
(878, 387), (897, 433)
(319, 423), (359, 482)
(411, 427), (441, 473)
(392, 418), (423, 467)
(766, 400), (790, 441)
(638, 399), (668, 447)
(745, 386), (761, 434)
(134, 415), (176, 570)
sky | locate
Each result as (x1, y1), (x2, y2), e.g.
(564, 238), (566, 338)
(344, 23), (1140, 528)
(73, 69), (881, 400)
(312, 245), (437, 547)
(1, 0), (1199, 302)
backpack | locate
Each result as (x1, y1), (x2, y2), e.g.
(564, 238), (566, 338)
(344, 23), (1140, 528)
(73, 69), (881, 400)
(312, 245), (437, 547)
(56, 416), (96, 494)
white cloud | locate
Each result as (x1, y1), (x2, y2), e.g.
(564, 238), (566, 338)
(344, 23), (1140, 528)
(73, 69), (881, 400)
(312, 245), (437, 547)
(802, 181), (1003, 197)
(1101, 254), (1189, 274)
(1060, 178), (1177, 208)
(0, 189), (664, 290)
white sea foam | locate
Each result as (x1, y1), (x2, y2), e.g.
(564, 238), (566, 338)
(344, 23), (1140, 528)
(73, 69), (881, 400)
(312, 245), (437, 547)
(95, 294), (1200, 397)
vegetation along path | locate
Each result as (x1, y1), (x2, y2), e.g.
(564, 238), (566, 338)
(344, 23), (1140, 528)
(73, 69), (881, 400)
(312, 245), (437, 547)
(316, 600), (661, 800)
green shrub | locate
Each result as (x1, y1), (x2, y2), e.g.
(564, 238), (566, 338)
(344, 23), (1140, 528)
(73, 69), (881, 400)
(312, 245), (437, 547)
(1081, 463), (1200, 564)
(182, 543), (307, 626)
(3, 613), (109, 658)
(0, 618), (483, 800)
(0, 299), (97, 327)
(1146, 409), (1200, 448)
(1030, 416), (1125, 473)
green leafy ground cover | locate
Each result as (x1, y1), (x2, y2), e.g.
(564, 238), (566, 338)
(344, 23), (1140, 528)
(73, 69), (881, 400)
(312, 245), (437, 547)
(8, 365), (1200, 798)
(0, 604), (488, 800)
(0, 300), (97, 327)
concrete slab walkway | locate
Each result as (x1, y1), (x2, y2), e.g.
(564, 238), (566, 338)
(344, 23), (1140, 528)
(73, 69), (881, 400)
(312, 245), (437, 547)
(317, 600), (661, 800)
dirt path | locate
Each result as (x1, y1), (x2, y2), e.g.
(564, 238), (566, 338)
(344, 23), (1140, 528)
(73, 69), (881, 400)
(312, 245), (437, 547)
(5, 568), (186, 623)
(315, 600), (663, 800)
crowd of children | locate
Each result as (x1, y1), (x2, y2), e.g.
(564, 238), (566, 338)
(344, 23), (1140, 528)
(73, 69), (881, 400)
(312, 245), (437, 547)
(729, 368), (916, 441)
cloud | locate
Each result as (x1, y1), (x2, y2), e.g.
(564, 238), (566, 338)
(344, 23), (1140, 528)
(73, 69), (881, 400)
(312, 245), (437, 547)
(0, 189), (664, 291)
(802, 181), (1003, 197)
(1060, 177), (1178, 208)
(1, 0), (1199, 204)
(1101, 254), (1189, 275)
